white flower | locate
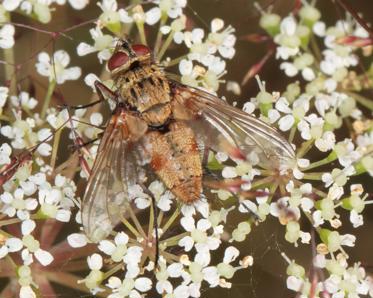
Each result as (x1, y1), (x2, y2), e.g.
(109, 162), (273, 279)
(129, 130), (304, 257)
(10, 92), (38, 110)
(179, 216), (220, 259)
(0, 143), (12, 165)
(67, 233), (88, 248)
(207, 18), (236, 59)
(0, 86), (8, 110)
(2, 0), (22, 11)
(0, 24), (15, 49)
(0, 237), (23, 258)
(152, 0), (187, 20)
(274, 16), (301, 59)
(1, 189), (38, 220)
(36, 50), (81, 84)
(20, 219), (54, 266)
(55, 0), (89, 10)
(107, 276), (152, 298)
(77, 26), (115, 62)
(98, 232), (129, 262)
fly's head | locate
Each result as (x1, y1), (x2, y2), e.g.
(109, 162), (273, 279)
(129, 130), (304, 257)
(108, 39), (152, 75)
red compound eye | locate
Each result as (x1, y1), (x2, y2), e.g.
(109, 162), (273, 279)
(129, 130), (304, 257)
(108, 52), (129, 71)
(132, 44), (151, 56)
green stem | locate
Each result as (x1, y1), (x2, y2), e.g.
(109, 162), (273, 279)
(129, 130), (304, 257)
(250, 176), (274, 189)
(103, 263), (123, 279)
(127, 205), (147, 239)
(288, 126), (296, 143)
(154, 14), (168, 54)
(346, 91), (373, 111)
(164, 54), (188, 68)
(3, 48), (17, 95)
(120, 215), (141, 239)
(50, 129), (62, 169)
(41, 79), (56, 119)
(136, 22), (147, 45)
(302, 172), (323, 180)
(304, 151), (337, 171)
(157, 31), (175, 61)
(161, 207), (180, 235)
(0, 218), (21, 227)
(161, 231), (189, 246)
(297, 139), (314, 158)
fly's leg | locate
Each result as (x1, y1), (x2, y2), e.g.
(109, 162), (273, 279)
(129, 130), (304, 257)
(139, 184), (160, 270)
(59, 81), (117, 110)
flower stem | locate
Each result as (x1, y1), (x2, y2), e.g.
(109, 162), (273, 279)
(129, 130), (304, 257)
(3, 48), (17, 95)
(302, 172), (323, 180)
(50, 129), (62, 169)
(41, 79), (56, 119)
(161, 207), (180, 235)
(304, 152), (337, 171)
(157, 31), (175, 61)
(161, 232), (189, 247)
(164, 54), (188, 67)
(297, 139), (314, 158)
(136, 22), (147, 45)
(103, 263), (123, 280)
(154, 14), (168, 54)
(288, 126), (296, 143)
(346, 91), (373, 111)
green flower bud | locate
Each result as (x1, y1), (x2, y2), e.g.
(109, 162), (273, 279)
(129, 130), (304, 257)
(296, 25), (311, 47)
(34, 3), (51, 24)
(299, 5), (321, 27)
(338, 97), (356, 117)
(22, 235), (40, 253)
(325, 259), (345, 276)
(286, 261), (305, 278)
(342, 194), (365, 213)
(283, 82), (301, 103)
(232, 229), (246, 242)
(217, 263), (235, 279)
(259, 13), (281, 36)
(237, 221), (251, 234)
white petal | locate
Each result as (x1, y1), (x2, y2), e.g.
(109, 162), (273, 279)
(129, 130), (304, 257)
(134, 277), (152, 292)
(180, 216), (195, 231)
(87, 253), (103, 270)
(68, 0), (88, 9)
(223, 246), (239, 263)
(35, 249), (54, 266)
(145, 7), (161, 25)
(22, 220), (36, 235)
(6, 238), (23, 252)
(20, 286), (36, 298)
(98, 240), (116, 255)
(196, 219), (211, 231)
(278, 115), (295, 131)
(178, 236), (194, 251)
(67, 233), (87, 248)
(115, 232), (129, 245)
(3, 0), (22, 11)
(56, 209), (71, 222)
(167, 263), (183, 277)
(77, 42), (96, 56)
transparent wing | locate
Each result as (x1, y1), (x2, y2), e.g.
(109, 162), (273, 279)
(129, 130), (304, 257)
(170, 81), (296, 169)
(81, 112), (148, 242)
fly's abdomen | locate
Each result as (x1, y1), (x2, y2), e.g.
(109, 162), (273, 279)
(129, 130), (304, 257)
(146, 121), (202, 203)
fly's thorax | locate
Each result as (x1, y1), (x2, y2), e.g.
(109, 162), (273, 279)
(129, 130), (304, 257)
(114, 64), (172, 126)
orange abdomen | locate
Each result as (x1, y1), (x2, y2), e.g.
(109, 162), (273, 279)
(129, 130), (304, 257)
(146, 121), (202, 203)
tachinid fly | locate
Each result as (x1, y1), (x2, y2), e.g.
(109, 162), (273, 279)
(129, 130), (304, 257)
(81, 40), (295, 242)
